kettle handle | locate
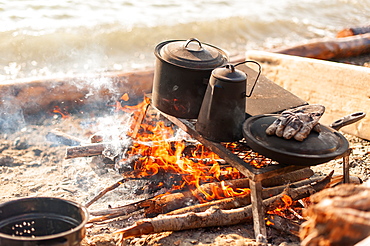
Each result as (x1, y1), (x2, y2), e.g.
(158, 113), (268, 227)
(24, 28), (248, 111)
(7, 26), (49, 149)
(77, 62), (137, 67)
(235, 60), (262, 98)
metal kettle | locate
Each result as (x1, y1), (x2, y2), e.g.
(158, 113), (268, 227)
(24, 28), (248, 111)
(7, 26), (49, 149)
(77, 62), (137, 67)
(195, 61), (261, 142)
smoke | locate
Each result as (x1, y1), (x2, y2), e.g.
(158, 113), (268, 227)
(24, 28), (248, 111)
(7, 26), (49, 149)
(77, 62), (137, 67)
(0, 95), (26, 133)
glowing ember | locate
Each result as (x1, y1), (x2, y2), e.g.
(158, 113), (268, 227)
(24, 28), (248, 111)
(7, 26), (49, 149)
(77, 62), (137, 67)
(120, 93), (130, 101)
(223, 142), (275, 168)
(266, 218), (274, 226)
(266, 194), (302, 222)
(52, 105), (70, 118)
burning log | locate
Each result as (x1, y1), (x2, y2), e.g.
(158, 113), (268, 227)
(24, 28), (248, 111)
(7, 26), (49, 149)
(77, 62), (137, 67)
(88, 177), (253, 222)
(65, 99), (148, 159)
(300, 183), (370, 246)
(114, 171), (333, 240)
(65, 141), (131, 159)
(142, 168), (314, 216)
(65, 142), (108, 159)
(166, 175), (324, 216)
(272, 33), (370, 60)
(88, 168), (314, 221)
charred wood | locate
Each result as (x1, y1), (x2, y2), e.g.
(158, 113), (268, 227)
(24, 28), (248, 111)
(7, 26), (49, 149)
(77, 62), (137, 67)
(266, 214), (300, 237)
(260, 167), (313, 187)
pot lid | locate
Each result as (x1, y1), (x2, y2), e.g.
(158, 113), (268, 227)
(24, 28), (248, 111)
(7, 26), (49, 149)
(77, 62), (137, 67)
(155, 38), (228, 69)
(212, 64), (247, 82)
(242, 114), (349, 165)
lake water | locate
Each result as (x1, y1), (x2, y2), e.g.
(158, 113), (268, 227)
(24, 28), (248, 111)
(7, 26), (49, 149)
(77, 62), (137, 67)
(0, 0), (369, 81)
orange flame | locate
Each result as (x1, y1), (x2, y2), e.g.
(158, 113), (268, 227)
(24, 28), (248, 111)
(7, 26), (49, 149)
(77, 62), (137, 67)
(116, 99), (249, 202)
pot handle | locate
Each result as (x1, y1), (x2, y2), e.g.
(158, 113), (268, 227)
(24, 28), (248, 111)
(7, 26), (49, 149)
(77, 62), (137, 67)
(329, 112), (366, 131)
(235, 60), (262, 97)
(184, 38), (203, 50)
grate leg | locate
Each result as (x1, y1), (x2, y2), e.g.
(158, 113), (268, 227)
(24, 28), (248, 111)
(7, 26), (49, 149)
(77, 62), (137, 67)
(343, 152), (350, 183)
(250, 180), (267, 238)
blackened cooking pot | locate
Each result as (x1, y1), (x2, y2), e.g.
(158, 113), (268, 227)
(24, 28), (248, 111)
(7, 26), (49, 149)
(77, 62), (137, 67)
(152, 38), (229, 119)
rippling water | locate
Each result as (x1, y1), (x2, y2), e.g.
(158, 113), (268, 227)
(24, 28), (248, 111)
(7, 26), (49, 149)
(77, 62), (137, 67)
(0, 0), (369, 81)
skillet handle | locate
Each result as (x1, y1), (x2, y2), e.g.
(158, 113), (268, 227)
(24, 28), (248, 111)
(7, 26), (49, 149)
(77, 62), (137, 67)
(329, 112), (366, 131)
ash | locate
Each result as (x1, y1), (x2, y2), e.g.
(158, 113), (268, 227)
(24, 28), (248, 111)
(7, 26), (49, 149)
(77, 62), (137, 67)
(0, 111), (153, 212)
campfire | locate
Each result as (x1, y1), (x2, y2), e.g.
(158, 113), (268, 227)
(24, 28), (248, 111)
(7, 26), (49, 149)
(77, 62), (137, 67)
(51, 93), (355, 245)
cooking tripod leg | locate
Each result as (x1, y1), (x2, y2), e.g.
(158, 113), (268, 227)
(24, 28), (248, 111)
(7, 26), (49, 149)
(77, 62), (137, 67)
(250, 180), (267, 239)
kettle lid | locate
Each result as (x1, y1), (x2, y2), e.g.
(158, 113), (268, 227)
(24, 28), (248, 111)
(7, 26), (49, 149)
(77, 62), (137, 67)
(212, 64), (247, 82)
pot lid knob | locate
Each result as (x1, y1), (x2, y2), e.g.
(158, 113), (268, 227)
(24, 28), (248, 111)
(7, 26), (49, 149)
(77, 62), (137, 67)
(212, 64), (247, 82)
(184, 38), (204, 51)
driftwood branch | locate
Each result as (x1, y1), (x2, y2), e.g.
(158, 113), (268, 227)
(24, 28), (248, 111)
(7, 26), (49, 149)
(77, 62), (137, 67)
(273, 33), (370, 60)
(114, 172), (332, 239)
(336, 25), (370, 37)
(0, 69), (154, 116)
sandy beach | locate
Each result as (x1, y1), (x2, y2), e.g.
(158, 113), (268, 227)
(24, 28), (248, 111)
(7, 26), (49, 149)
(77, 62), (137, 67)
(0, 48), (369, 245)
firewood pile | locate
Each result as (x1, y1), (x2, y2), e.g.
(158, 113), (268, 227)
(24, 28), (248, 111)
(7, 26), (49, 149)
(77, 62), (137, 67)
(300, 183), (370, 246)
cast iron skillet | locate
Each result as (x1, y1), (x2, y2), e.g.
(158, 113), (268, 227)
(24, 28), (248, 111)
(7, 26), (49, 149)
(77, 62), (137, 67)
(242, 112), (366, 166)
